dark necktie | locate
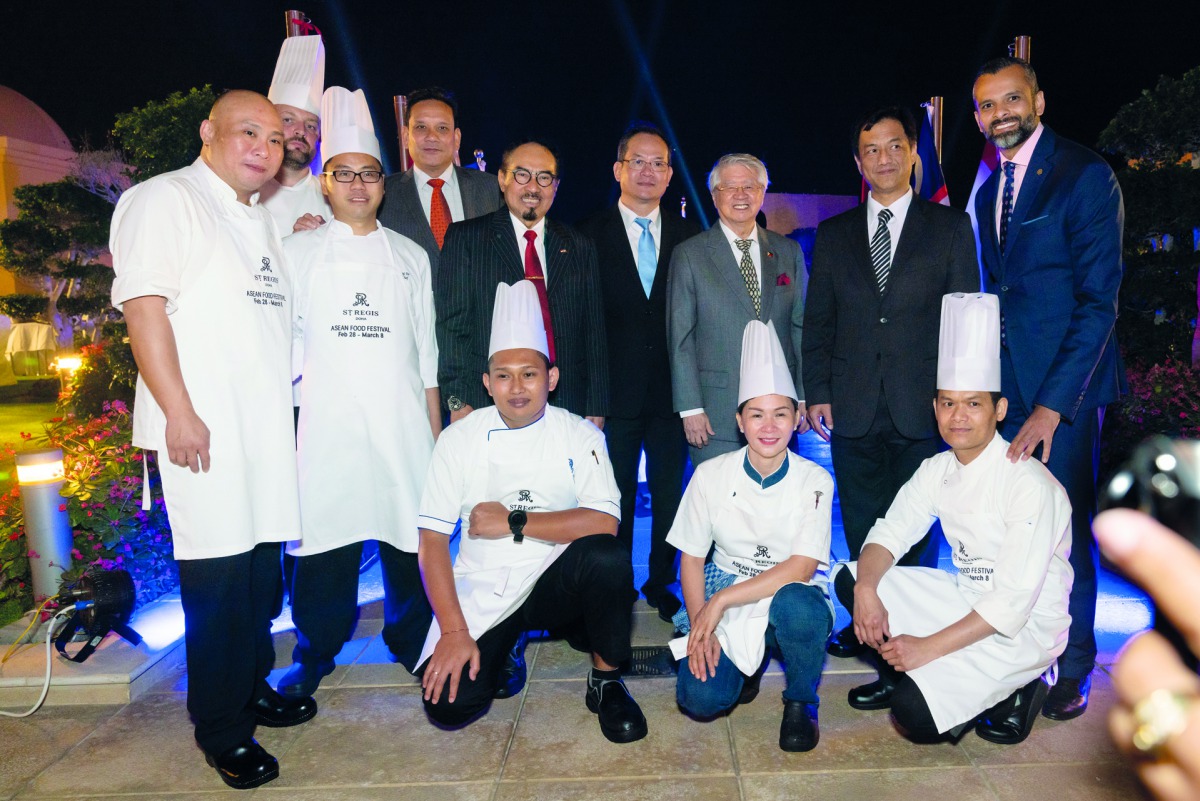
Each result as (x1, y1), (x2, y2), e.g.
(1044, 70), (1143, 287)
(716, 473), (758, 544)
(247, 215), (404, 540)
(523, 229), (556, 364)
(870, 208), (893, 292)
(428, 178), (451, 249)
(999, 161), (1016, 253)
(734, 238), (761, 317)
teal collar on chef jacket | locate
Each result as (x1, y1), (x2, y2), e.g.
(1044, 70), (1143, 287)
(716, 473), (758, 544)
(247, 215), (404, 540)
(743, 451), (789, 489)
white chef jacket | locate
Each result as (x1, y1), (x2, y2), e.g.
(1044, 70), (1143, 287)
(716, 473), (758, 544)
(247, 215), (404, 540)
(416, 405), (619, 664)
(857, 432), (1073, 731)
(110, 158), (301, 559)
(667, 447), (834, 674)
(285, 219), (438, 556)
(259, 172), (331, 235)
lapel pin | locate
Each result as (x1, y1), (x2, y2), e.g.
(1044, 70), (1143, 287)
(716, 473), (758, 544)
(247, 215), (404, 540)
(766, 251), (774, 258)
(1036, 168), (1043, 175)
(559, 248), (568, 253)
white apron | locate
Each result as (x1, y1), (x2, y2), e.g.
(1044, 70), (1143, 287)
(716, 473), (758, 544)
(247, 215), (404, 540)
(289, 229), (433, 556)
(669, 497), (831, 675)
(150, 209), (301, 559)
(844, 555), (1060, 733)
(417, 416), (577, 665)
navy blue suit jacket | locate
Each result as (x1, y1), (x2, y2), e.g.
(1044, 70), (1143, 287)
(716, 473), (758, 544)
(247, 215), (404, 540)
(974, 126), (1126, 421)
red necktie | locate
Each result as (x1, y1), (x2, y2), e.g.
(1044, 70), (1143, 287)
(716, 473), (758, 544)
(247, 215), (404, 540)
(523, 229), (556, 364)
(428, 178), (451, 249)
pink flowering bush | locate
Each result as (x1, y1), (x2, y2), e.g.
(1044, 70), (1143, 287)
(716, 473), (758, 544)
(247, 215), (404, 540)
(1100, 358), (1200, 482)
(0, 399), (176, 623)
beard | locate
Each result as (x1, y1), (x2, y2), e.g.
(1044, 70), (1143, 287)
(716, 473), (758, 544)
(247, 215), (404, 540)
(986, 112), (1038, 150)
(519, 193), (542, 222)
(282, 139), (315, 170)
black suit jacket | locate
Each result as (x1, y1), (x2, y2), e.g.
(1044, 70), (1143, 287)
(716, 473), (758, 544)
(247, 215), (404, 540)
(576, 205), (701, 419)
(377, 166), (502, 277)
(436, 209), (609, 417)
(802, 195), (979, 440)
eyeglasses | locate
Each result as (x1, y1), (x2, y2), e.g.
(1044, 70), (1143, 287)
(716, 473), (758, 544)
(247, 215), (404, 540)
(714, 184), (763, 194)
(621, 157), (670, 173)
(323, 169), (384, 183)
(507, 167), (558, 187)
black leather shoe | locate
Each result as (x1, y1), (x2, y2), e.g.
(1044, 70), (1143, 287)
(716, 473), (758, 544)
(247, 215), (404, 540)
(277, 659), (335, 698)
(975, 676), (1050, 744)
(738, 655), (770, 705)
(645, 590), (683, 624)
(848, 675), (896, 710)
(827, 624), (866, 658)
(252, 687), (317, 727)
(1041, 674), (1090, 721)
(493, 633), (528, 699)
(779, 701), (820, 752)
(585, 678), (648, 743)
(205, 738), (278, 790)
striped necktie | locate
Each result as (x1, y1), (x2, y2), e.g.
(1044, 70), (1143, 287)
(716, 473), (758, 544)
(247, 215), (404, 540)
(871, 208), (893, 292)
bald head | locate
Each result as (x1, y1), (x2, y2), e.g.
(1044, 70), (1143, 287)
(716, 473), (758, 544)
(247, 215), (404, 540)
(200, 90), (284, 204)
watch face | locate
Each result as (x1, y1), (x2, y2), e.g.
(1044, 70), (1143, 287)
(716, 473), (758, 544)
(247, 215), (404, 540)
(447, 395), (464, 411)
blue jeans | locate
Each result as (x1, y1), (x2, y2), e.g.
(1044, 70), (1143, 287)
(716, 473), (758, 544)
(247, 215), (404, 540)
(676, 582), (832, 718)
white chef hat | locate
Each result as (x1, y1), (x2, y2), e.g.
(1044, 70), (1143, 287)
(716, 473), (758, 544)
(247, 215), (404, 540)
(738, 320), (798, 405)
(320, 87), (381, 163)
(267, 35), (325, 116)
(937, 293), (1001, 391)
(488, 281), (549, 359)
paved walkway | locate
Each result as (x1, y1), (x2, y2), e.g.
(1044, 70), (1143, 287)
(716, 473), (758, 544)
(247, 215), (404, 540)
(0, 434), (1154, 800)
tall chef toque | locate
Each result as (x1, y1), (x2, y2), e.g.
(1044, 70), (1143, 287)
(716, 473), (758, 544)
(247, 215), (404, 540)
(320, 87), (381, 162)
(488, 281), (549, 359)
(738, 320), (798, 405)
(937, 292), (1001, 392)
(268, 35), (325, 115)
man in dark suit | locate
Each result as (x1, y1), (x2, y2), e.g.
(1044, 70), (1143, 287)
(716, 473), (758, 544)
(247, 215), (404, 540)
(577, 123), (700, 621)
(804, 106), (979, 659)
(972, 57), (1124, 721)
(377, 87), (502, 276)
(668, 154), (807, 466)
(437, 140), (608, 426)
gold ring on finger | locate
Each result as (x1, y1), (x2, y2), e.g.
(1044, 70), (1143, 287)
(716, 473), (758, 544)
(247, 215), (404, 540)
(1132, 688), (1196, 756)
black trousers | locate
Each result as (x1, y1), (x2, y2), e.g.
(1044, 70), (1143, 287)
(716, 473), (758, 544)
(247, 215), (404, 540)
(290, 541), (433, 672)
(1000, 379), (1101, 681)
(420, 534), (637, 726)
(831, 390), (941, 566)
(833, 567), (941, 740)
(178, 542), (281, 755)
(604, 412), (686, 599)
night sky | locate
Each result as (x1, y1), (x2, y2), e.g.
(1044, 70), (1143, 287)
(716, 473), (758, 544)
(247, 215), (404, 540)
(3, 0), (1196, 225)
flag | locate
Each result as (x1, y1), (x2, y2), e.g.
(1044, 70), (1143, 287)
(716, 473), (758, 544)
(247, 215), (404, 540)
(965, 139), (1000, 266)
(913, 109), (950, 205)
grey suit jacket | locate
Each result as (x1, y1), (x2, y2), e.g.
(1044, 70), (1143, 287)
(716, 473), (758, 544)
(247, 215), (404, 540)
(377, 166), (502, 277)
(666, 224), (806, 444)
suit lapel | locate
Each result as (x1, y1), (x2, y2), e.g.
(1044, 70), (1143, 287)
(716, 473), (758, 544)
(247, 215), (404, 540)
(458, 166), (497, 218)
(651, 212), (683, 302)
(847, 204), (877, 290)
(605, 207), (646, 302)
(1003, 130), (1054, 259)
(887, 197), (923, 295)
(544, 219), (569, 293)
(707, 225), (759, 319)
(489, 210), (525, 282)
(399, 172), (438, 253)
(757, 226), (778, 317)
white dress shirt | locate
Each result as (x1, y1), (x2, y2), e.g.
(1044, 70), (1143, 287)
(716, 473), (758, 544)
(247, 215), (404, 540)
(413, 164), (466, 223)
(617, 201), (662, 263)
(865, 187), (914, 267)
(509, 214), (548, 280)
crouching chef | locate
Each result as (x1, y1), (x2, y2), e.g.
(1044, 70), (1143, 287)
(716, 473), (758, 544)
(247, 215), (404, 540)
(111, 90), (311, 791)
(838, 292), (1073, 744)
(416, 280), (647, 744)
(278, 86), (440, 699)
(670, 320), (835, 752)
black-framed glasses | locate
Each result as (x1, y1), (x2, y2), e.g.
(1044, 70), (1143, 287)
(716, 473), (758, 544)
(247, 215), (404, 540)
(621, 157), (670, 173)
(323, 169), (384, 183)
(507, 167), (558, 187)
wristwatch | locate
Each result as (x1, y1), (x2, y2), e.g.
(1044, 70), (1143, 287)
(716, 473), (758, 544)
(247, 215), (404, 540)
(508, 509), (527, 543)
(447, 395), (464, 412)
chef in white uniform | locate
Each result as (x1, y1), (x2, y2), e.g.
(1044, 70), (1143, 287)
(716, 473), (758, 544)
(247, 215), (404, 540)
(110, 90), (311, 791)
(277, 87), (440, 698)
(259, 35), (331, 237)
(669, 320), (834, 752)
(416, 280), (647, 744)
(839, 292), (1073, 745)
